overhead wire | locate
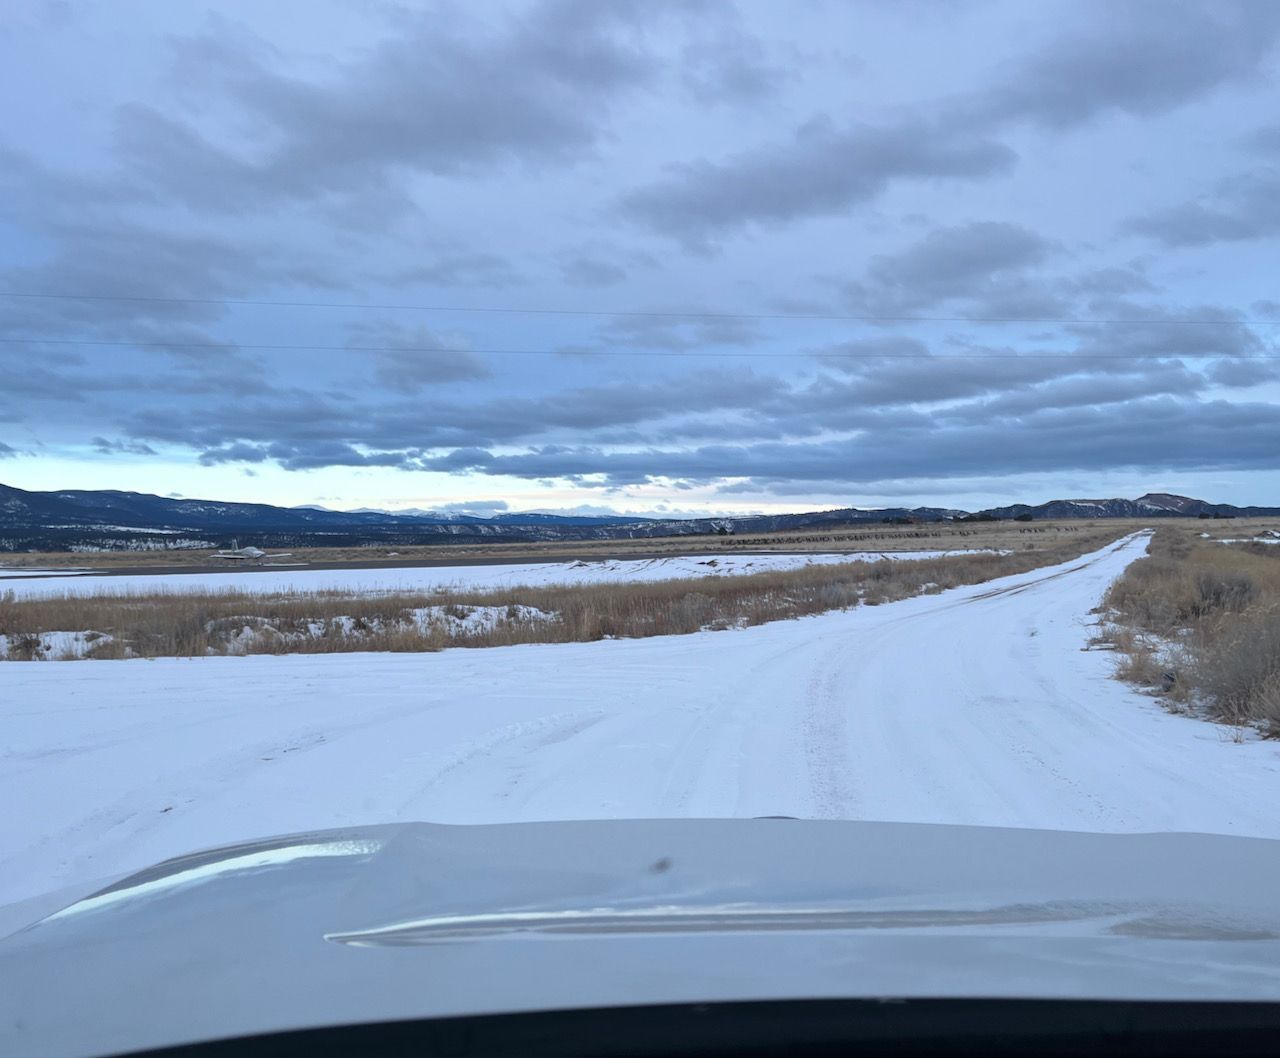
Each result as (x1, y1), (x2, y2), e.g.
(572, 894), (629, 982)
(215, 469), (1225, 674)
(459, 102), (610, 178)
(0, 289), (1277, 327)
(0, 336), (1275, 360)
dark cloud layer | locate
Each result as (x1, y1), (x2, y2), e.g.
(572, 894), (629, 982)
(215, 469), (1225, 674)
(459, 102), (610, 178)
(418, 396), (1280, 488)
(48, 339), (1242, 488)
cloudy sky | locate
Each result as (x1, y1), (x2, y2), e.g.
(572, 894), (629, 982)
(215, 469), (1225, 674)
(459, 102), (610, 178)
(2, 0), (1279, 515)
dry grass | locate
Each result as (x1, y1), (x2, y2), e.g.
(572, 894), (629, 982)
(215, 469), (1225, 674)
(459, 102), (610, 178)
(1102, 528), (1280, 733)
(1, 528), (1126, 662)
(0, 517), (1144, 569)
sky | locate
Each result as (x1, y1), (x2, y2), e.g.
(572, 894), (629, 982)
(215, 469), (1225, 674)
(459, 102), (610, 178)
(2, 0), (1279, 516)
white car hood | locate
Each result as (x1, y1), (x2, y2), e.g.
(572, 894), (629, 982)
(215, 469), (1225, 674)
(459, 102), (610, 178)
(2, 819), (1280, 1057)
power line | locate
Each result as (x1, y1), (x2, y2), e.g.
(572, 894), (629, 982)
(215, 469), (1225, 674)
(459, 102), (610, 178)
(0, 289), (1276, 327)
(1, 336), (1275, 360)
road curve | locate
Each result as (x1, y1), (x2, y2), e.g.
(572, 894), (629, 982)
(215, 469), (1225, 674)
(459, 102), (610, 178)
(5, 531), (1280, 907)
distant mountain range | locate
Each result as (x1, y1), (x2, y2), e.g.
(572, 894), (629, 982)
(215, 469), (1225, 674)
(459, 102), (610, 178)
(296, 504), (644, 526)
(1, 483), (1276, 552)
(981, 493), (1280, 520)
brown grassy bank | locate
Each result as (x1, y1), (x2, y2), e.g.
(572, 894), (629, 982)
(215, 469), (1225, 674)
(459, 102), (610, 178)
(1, 528), (1128, 661)
(1102, 528), (1280, 734)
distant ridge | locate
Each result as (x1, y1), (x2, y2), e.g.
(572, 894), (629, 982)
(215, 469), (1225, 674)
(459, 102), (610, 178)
(979, 492), (1280, 520)
(1, 483), (1276, 552)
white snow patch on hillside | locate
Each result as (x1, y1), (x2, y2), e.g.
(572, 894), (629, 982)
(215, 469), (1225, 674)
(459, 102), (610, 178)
(44, 525), (187, 534)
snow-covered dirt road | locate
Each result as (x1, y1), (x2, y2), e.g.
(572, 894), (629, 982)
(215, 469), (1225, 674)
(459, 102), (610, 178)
(4, 531), (1280, 907)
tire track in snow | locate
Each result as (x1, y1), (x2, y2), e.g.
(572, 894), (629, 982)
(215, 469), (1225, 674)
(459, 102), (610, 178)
(801, 649), (858, 819)
(653, 633), (822, 816)
(396, 710), (608, 812)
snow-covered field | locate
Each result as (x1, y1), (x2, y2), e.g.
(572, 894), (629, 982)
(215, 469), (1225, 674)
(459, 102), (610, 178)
(4, 532), (1280, 909)
(0, 549), (1000, 599)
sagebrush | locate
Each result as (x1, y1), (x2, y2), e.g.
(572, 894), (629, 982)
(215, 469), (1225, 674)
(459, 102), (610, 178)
(1102, 530), (1280, 733)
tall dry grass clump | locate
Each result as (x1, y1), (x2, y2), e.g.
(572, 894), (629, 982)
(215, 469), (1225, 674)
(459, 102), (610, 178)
(1102, 529), (1280, 733)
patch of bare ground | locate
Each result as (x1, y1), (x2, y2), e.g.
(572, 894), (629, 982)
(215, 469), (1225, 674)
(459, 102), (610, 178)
(1100, 528), (1280, 737)
(0, 528), (1129, 662)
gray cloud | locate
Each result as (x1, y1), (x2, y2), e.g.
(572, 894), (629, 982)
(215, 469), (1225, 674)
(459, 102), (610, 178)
(1204, 358), (1280, 387)
(103, 337), (1255, 486)
(1065, 305), (1267, 359)
(557, 242), (656, 288)
(119, 368), (785, 463)
(420, 396), (1280, 488)
(392, 252), (525, 289)
(621, 3), (1280, 247)
(371, 347), (489, 390)
(423, 446), (497, 473)
(787, 347), (1217, 432)
(0, 203), (349, 384)
(0, 354), (97, 401)
(804, 352), (1074, 408)
(825, 224), (1165, 328)
(1122, 118), (1280, 248)
(561, 256), (628, 288)
(91, 436), (157, 456)
(116, 2), (660, 218)
(589, 313), (763, 351)
(345, 321), (490, 389)
(198, 440), (417, 471)
(620, 119), (1016, 245)
(679, 23), (789, 105)
(1066, 267), (1157, 299)
(939, 363), (1206, 421)
(812, 336), (931, 365)
(1125, 168), (1280, 247)
(973, 1), (1280, 129)
(196, 442), (270, 466)
(1245, 124), (1280, 154)
(844, 222), (1055, 315)
(0, 221), (275, 331)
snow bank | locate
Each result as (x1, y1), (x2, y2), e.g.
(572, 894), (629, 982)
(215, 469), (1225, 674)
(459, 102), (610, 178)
(411, 604), (556, 634)
(0, 630), (114, 660)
